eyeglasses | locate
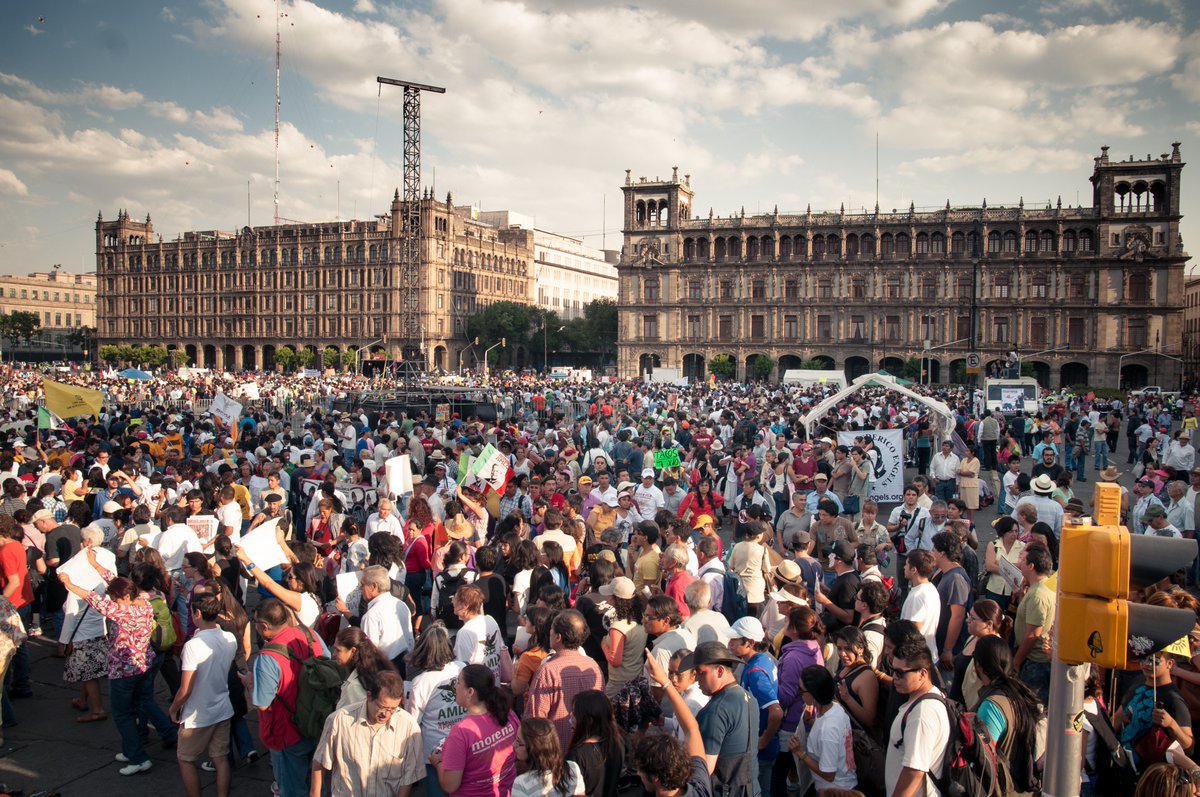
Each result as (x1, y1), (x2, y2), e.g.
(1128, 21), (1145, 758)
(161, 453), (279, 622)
(891, 666), (924, 678)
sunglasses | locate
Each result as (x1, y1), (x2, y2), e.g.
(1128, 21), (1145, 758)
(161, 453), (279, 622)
(891, 666), (924, 678)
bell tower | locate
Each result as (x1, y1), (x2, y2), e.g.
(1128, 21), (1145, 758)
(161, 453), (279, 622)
(620, 166), (694, 265)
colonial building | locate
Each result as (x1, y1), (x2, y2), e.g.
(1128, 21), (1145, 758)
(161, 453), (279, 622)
(616, 145), (1189, 390)
(0, 270), (96, 360)
(95, 191), (535, 372)
(475, 210), (618, 321)
(1184, 274), (1200, 389)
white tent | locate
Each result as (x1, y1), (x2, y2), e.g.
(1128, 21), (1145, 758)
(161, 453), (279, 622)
(800, 372), (957, 440)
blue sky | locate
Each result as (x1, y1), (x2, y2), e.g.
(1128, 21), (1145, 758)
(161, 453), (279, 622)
(1, 0), (1198, 276)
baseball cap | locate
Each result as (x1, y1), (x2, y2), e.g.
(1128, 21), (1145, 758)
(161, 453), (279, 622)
(599, 576), (636, 599)
(641, 468), (656, 479)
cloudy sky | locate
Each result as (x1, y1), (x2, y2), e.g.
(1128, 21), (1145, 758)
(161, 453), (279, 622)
(1, 0), (1198, 276)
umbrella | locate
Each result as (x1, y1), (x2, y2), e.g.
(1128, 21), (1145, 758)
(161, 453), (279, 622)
(118, 368), (153, 381)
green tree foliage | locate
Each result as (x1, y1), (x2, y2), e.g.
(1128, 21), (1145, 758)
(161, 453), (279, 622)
(297, 347), (315, 368)
(901, 358), (923, 380)
(709, 354), (735, 380)
(751, 355), (775, 381)
(799, 359), (827, 370)
(0, 311), (41, 352)
(466, 299), (619, 369)
(98, 345), (122, 365)
(274, 346), (297, 372)
(323, 348), (341, 370)
(341, 350), (357, 370)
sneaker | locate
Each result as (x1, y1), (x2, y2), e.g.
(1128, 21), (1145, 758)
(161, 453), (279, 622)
(119, 760), (152, 776)
(115, 753), (129, 763)
(243, 750), (261, 765)
(199, 761), (217, 773)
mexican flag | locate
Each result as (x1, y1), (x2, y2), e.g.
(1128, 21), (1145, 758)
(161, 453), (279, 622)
(470, 443), (513, 495)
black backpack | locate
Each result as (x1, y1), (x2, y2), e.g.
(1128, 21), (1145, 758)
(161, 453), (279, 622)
(900, 693), (1011, 797)
(435, 570), (470, 629)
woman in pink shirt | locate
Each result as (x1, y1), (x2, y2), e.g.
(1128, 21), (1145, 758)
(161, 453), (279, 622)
(430, 663), (519, 797)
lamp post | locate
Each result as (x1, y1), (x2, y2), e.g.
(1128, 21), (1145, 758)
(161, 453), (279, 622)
(543, 322), (564, 374)
(482, 338), (506, 380)
(970, 224), (981, 414)
(921, 337), (973, 386)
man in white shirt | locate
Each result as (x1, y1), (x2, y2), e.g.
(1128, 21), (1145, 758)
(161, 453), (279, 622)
(694, 535), (725, 611)
(681, 580), (733, 645)
(357, 566), (414, 664)
(1164, 432), (1196, 472)
(888, 486), (934, 553)
(364, 500), (404, 539)
(633, 468), (665, 519)
(168, 593), (237, 785)
(155, 506), (203, 572)
(928, 440), (961, 504)
(885, 641), (949, 797)
(899, 550), (941, 661)
(533, 509), (577, 557)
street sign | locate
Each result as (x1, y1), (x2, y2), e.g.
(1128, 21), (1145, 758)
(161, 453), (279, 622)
(966, 352), (981, 368)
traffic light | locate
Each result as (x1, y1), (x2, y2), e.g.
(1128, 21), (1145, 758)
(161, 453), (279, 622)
(1057, 484), (1197, 670)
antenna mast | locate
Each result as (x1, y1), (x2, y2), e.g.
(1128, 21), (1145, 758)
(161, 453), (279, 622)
(273, 0), (281, 225)
(377, 76), (446, 364)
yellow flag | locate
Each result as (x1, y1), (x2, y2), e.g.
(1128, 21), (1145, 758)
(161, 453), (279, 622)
(42, 378), (104, 420)
(1162, 636), (1191, 657)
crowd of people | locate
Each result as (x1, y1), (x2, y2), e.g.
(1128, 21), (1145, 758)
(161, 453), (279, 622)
(0, 364), (1200, 797)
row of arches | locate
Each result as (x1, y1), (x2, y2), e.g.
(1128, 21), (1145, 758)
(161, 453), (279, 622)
(1113, 180), (1167, 213)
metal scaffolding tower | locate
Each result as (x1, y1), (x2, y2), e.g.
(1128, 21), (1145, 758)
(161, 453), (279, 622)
(376, 76), (445, 363)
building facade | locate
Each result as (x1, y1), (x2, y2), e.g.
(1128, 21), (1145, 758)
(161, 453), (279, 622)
(0, 270), (97, 360)
(1184, 274), (1200, 389)
(616, 146), (1189, 390)
(95, 192), (536, 372)
(475, 210), (618, 320)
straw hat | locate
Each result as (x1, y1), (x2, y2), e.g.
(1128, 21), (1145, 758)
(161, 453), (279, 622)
(444, 514), (473, 540)
(1099, 466), (1121, 481)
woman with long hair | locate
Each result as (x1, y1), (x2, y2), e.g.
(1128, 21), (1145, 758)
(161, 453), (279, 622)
(512, 606), (552, 702)
(972, 635), (1045, 793)
(407, 622), (466, 797)
(831, 626), (878, 733)
(513, 716), (586, 797)
(236, 547), (323, 628)
(508, 539), (540, 618)
(677, 478), (722, 526)
(530, 540), (569, 596)
(333, 626), (395, 710)
(789, 666), (859, 792)
(567, 690), (624, 797)
(949, 598), (1013, 709)
(406, 496), (440, 550)
(982, 517), (1025, 610)
(430, 663), (519, 797)
(601, 577), (647, 698)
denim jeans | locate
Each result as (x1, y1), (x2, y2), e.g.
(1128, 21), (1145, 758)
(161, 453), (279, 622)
(933, 480), (956, 504)
(270, 736), (317, 797)
(1093, 440), (1110, 470)
(1020, 659), (1052, 706)
(230, 715), (255, 760)
(425, 764), (449, 797)
(136, 653), (178, 745)
(1074, 454), (1087, 481)
(111, 672), (151, 765)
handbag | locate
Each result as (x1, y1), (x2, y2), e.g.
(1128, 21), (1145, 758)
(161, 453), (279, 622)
(0, 595), (27, 650)
(64, 604), (91, 656)
(842, 495), (861, 516)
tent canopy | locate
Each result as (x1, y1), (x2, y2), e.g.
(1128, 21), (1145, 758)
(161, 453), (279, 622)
(875, 370), (913, 386)
(800, 372), (956, 440)
(118, 368), (153, 381)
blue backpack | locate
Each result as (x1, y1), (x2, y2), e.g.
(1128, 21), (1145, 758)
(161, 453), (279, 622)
(720, 569), (748, 622)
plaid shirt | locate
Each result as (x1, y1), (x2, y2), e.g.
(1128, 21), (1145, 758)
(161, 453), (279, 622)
(523, 649), (603, 750)
(498, 491), (531, 522)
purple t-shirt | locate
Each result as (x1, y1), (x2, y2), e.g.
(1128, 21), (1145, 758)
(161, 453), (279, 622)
(441, 711), (520, 797)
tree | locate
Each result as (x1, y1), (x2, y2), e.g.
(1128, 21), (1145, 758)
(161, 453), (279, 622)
(98, 345), (122, 365)
(709, 354), (735, 380)
(135, 345), (168, 369)
(751, 355), (775, 381)
(901, 357), (923, 381)
(466, 301), (538, 368)
(341, 350), (357, 370)
(323, 348), (341, 370)
(297, 347), (315, 368)
(63, 326), (96, 351)
(274, 346), (297, 372)
(1020, 361), (1037, 378)
(0, 311), (40, 354)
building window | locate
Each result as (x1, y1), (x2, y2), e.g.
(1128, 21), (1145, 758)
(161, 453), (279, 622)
(920, 315), (935, 341)
(718, 315), (733, 340)
(886, 276), (901, 299)
(1025, 231), (1038, 253)
(818, 279), (832, 299)
(1129, 272), (1149, 301)
(992, 275), (1010, 299)
(987, 231), (1001, 254)
(750, 315), (765, 339)
(1127, 318), (1147, 348)
(1068, 317), (1085, 346)
(958, 275), (973, 298)
(993, 316), (1010, 343)
(1068, 274), (1086, 299)
(784, 315), (798, 339)
(850, 315), (866, 341)
(687, 315), (701, 339)
(885, 315), (901, 340)
(851, 277), (866, 299)
(644, 278), (660, 302)
(921, 276), (937, 299)
(1080, 230), (1094, 251)
(688, 280), (702, 301)
(1030, 273), (1048, 299)
(1003, 232), (1018, 253)
(751, 280), (765, 300)
(931, 233), (945, 254)
(719, 280), (733, 300)
(784, 279), (798, 300)
(1030, 316), (1047, 346)
(817, 315), (832, 340)
(916, 233), (929, 254)
(957, 315), (971, 342)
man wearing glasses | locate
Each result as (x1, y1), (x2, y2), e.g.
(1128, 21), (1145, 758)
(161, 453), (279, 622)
(1113, 650), (1193, 771)
(885, 640), (949, 797)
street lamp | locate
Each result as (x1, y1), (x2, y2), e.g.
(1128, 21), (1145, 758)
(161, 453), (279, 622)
(920, 337), (973, 386)
(355, 337), (387, 376)
(482, 338), (506, 380)
(544, 323), (564, 374)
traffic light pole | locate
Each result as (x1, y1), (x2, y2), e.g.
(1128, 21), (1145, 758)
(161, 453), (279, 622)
(1043, 656), (1086, 797)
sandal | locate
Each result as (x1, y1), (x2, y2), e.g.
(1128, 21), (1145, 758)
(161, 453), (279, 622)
(71, 698), (89, 712)
(77, 712), (108, 723)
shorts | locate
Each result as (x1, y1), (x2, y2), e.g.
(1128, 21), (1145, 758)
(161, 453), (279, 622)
(177, 719), (232, 763)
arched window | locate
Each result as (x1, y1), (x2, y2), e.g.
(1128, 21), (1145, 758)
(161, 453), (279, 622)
(931, 232), (945, 254)
(987, 231), (1001, 254)
(915, 232), (929, 254)
(697, 238), (710, 259)
(779, 236), (792, 259)
(846, 234), (860, 257)
(1062, 231), (1076, 252)
(761, 235), (774, 260)
(895, 233), (910, 257)
(813, 235), (826, 258)
(1003, 231), (1018, 253)
(714, 237), (726, 261)
(881, 233), (895, 256)
(728, 237), (741, 259)
(826, 235), (840, 258)
(1039, 231), (1054, 253)
(860, 233), (874, 256)
(1025, 231), (1038, 253)
(683, 238), (695, 261)
(1079, 230), (1094, 252)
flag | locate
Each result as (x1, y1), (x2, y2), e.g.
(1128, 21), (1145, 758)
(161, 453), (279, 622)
(37, 407), (51, 430)
(470, 443), (512, 494)
(42, 378), (104, 420)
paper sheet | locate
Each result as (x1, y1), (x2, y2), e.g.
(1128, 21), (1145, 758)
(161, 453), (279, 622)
(385, 455), (413, 498)
(335, 571), (361, 603)
(235, 518), (287, 571)
(998, 557), (1024, 591)
(57, 547), (117, 593)
(187, 515), (220, 544)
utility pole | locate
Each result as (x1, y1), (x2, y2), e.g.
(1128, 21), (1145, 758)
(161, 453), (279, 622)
(971, 222), (981, 415)
(376, 76), (445, 366)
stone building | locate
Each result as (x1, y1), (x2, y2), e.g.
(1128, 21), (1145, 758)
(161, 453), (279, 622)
(0, 270), (96, 360)
(616, 145), (1188, 390)
(95, 191), (535, 372)
(1184, 274), (1200, 389)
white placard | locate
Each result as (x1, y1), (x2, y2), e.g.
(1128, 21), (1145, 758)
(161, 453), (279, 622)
(335, 571), (361, 603)
(998, 557), (1024, 591)
(209, 391), (243, 429)
(837, 429), (906, 504)
(58, 547), (117, 593)
(235, 518), (287, 571)
(187, 515), (220, 544)
(385, 455), (413, 498)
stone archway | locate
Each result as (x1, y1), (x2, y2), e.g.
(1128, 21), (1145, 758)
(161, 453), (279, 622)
(879, 356), (905, 377)
(1120, 363), (1149, 390)
(185, 344), (197, 368)
(810, 354), (835, 370)
(433, 345), (447, 373)
(948, 358), (968, 385)
(638, 353), (661, 376)
(1026, 360), (1051, 389)
(1060, 361), (1089, 388)
(844, 356), (871, 381)
(203, 344), (216, 369)
(242, 345), (257, 372)
(682, 353), (706, 382)
(263, 345), (276, 373)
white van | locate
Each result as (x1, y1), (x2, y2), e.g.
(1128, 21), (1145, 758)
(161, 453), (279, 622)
(984, 377), (1041, 414)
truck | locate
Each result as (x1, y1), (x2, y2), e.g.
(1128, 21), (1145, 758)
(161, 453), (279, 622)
(1129, 385), (1180, 399)
(984, 377), (1041, 414)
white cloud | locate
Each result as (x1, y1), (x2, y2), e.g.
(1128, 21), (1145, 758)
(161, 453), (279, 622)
(897, 147), (1092, 176)
(0, 72), (145, 110)
(353, 0), (376, 13)
(24, 25), (44, 36)
(0, 169), (29, 196)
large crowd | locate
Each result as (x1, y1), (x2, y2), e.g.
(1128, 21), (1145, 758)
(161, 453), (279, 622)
(1, 365), (1200, 797)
